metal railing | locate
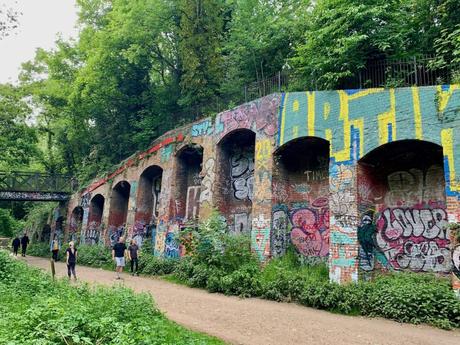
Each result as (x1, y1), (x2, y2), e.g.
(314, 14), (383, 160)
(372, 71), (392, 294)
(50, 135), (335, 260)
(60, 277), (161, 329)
(0, 172), (73, 193)
(240, 55), (459, 100)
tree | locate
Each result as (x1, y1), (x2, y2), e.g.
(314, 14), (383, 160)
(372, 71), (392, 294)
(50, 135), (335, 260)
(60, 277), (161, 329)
(0, 84), (39, 170)
(291, 0), (412, 89)
(221, 0), (310, 98)
(177, 0), (226, 109)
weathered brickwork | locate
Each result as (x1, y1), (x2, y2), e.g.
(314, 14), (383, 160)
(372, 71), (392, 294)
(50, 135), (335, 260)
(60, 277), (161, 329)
(66, 85), (460, 289)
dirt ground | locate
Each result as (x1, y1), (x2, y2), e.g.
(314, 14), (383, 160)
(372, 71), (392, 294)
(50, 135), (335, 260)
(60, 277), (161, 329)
(22, 256), (460, 345)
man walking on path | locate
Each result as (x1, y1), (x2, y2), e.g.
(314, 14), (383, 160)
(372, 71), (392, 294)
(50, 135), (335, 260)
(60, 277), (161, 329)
(128, 239), (139, 276)
(11, 236), (20, 256)
(20, 233), (29, 257)
(112, 236), (127, 280)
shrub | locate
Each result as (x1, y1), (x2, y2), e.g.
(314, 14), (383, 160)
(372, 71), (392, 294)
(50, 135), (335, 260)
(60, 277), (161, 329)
(76, 244), (112, 269)
(138, 253), (179, 275)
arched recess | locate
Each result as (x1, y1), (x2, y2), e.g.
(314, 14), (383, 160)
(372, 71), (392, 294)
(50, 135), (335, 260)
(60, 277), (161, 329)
(272, 137), (330, 259)
(356, 139), (449, 275)
(85, 194), (105, 245)
(134, 165), (163, 246)
(108, 181), (130, 245)
(174, 145), (203, 222)
(215, 129), (255, 233)
(69, 206), (83, 242)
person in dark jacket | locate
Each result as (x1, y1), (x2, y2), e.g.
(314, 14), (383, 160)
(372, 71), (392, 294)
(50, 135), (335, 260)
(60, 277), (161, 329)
(66, 241), (78, 280)
(11, 236), (20, 256)
(20, 233), (29, 257)
(128, 239), (139, 276)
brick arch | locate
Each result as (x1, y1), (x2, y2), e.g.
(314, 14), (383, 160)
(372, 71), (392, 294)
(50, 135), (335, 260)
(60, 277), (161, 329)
(173, 144), (203, 222)
(215, 128), (256, 233)
(272, 136), (330, 259)
(356, 139), (449, 275)
(107, 180), (130, 245)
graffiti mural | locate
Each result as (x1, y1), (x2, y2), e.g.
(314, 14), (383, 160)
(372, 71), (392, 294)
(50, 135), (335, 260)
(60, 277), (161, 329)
(252, 214), (271, 261)
(199, 158), (215, 204)
(453, 245), (460, 279)
(192, 119), (213, 137)
(271, 208), (289, 257)
(357, 213), (376, 271)
(290, 199), (329, 257)
(132, 221), (147, 247)
(84, 221), (102, 245)
(231, 150), (254, 201)
(108, 225), (125, 246)
(215, 94), (280, 140)
(164, 231), (180, 258)
(375, 207), (451, 273)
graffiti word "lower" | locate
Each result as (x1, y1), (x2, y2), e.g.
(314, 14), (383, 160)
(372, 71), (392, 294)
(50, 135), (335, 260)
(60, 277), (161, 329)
(377, 207), (449, 241)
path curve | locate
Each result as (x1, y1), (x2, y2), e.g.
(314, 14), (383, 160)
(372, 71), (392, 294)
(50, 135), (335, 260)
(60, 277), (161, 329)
(23, 256), (460, 345)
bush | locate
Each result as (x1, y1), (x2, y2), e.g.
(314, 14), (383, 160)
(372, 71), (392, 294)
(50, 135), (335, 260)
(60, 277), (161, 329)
(138, 253), (179, 275)
(0, 251), (224, 345)
(76, 244), (113, 269)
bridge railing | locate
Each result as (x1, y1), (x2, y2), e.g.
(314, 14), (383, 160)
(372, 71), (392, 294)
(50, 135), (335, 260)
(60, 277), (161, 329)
(0, 172), (72, 193)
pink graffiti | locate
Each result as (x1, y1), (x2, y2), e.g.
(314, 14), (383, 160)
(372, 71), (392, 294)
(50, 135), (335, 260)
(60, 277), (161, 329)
(376, 207), (451, 273)
(290, 205), (329, 257)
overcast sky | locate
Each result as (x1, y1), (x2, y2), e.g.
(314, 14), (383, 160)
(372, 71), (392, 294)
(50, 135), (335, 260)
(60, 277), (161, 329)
(0, 0), (78, 84)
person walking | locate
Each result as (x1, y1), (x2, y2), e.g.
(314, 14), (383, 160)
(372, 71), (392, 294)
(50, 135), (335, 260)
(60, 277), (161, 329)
(128, 239), (139, 276)
(112, 237), (127, 280)
(66, 241), (78, 280)
(20, 233), (29, 257)
(51, 234), (60, 261)
(11, 236), (20, 256)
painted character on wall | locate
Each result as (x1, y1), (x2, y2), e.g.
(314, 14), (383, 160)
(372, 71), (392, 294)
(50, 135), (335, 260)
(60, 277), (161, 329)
(357, 213), (376, 271)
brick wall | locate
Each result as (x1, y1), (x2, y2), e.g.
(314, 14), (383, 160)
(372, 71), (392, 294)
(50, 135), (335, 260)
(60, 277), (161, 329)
(65, 85), (460, 287)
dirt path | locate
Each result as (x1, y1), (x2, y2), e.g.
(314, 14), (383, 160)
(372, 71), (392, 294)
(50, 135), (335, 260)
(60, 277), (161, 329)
(23, 256), (460, 345)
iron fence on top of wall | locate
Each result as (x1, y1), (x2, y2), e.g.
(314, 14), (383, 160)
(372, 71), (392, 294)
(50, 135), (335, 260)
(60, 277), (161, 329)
(241, 55), (459, 101)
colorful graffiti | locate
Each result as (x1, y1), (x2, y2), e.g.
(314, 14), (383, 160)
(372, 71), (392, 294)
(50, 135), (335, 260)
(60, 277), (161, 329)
(291, 203), (329, 257)
(164, 231), (180, 258)
(251, 214), (271, 261)
(375, 207), (451, 273)
(192, 119), (213, 137)
(215, 94), (280, 140)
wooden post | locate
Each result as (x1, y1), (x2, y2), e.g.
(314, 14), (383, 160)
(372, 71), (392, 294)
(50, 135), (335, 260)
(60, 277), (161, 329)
(50, 259), (55, 280)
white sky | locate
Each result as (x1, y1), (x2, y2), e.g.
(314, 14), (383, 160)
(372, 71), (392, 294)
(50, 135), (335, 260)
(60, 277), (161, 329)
(0, 0), (78, 84)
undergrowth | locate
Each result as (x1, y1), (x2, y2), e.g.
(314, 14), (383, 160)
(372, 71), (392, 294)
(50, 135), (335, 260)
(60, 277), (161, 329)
(0, 251), (224, 345)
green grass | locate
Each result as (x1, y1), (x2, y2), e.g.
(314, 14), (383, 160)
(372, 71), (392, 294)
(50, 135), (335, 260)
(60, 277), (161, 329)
(0, 251), (226, 345)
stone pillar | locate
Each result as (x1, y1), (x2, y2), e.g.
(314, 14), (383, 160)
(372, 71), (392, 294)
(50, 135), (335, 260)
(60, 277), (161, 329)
(329, 162), (360, 284)
(125, 180), (138, 239)
(198, 142), (217, 221)
(101, 189), (112, 245)
(251, 135), (274, 261)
